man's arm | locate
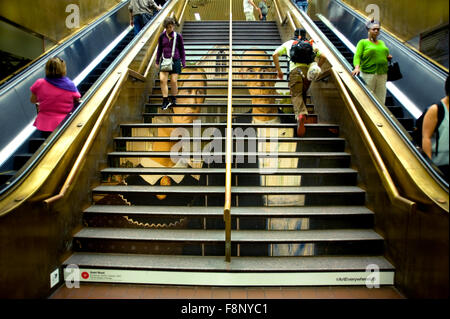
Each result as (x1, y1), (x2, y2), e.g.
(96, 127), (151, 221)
(272, 51), (283, 80)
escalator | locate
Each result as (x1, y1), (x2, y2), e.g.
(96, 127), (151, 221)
(0, 2), (135, 191)
(313, 20), (415, 135)
(310, 0), (448, 188)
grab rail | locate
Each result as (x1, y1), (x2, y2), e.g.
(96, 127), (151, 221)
(223, 0), (233, 263)
(332, 69), (416, 213)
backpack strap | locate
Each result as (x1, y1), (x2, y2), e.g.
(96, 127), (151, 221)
(171, 32), (177, 58)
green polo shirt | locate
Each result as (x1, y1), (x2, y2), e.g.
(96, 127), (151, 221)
(353, 39), (390, 75)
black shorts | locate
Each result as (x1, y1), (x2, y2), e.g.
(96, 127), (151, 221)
(160, 58), (182, 75)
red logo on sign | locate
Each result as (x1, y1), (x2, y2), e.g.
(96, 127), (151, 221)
(81, 272), (89, 279)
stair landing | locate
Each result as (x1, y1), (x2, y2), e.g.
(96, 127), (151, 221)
(50, 283), (405, 299)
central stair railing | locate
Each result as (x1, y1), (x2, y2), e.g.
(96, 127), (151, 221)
(223, 0), (233, 262)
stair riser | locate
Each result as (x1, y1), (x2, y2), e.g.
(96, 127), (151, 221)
(92, 192), (365, 206)
(114, 140), (344, 152)
(73, 238), (383, 256)
(108, 156), (350, 168)
(13, 155), (31, 170)
(84, 214), (374, 230)
(120, 127), (339, 138)
(101, 173), (357, 186)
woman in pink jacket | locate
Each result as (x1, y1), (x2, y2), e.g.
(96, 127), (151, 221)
(30, 57), (81, 137)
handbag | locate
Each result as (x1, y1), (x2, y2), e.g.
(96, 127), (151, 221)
(160, 31), (177, 72)
(387, 60), (402, 82)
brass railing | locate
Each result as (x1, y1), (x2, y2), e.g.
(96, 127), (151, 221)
(223, 0), (233, 263)
(332, 69), (416, 212)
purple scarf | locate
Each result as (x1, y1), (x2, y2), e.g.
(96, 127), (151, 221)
(45, 76), (78, 93)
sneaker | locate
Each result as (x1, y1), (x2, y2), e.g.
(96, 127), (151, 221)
(170, 96), (177, 106)
(161, 97), (172, 110)
(297, 114), (306, 137)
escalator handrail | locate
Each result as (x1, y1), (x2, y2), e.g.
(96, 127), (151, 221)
(40, 1), (181, 207)
(0, 3), (169, 199)
(278, 0), (416, 211)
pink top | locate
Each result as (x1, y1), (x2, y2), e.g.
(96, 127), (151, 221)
(30, 78), (81, 132)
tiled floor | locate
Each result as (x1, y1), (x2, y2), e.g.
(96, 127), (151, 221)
(50, 283), (405, 299)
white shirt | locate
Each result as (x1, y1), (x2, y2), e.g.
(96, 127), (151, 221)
(243, 0), (254, 13)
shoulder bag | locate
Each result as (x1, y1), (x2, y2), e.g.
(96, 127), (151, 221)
(160, 32), (177, 72)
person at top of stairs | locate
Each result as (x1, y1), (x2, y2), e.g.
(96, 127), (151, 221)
(272, 28), (326, 137)
(243, 0), (262, 21)
(129, 0), (162, 36)
(156, 17), (186, 110)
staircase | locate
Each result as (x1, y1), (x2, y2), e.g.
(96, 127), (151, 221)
(63, 21), (394, 287)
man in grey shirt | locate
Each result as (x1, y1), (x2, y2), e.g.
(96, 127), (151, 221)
(129, 0), (162, 35)
(258, 0), (268, 21)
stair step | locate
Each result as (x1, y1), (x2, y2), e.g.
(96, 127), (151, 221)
(73, 228), (381, 245)
(63, 252), (393, 272)
(113, 136), (342, 142)
(101, 167), (357, 176)
(0, 170), (16, 184)
(113, 136), (344, 152)
(13, 153), (33, 170)
(182, 65), (286, 69)
(120, 123), (336, 129)
(184, 42), (281, 45)
(107, 151), (350, 158)
(156, 78), (288, 82)
(84, 205), (372, 229)
(154, 86), (288, 90)
(84, 205), (372, 218)
(143, 112), (297, 117)
(145, 103), (301, 108)
(91, 186), (365, 206)
(28, 138), (46, 153)
(72, 228), (383, 256)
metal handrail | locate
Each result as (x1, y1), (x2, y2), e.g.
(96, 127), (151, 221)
(332, 69), (416, 212)
(223, 0), (233, 263)
(43, 71), (126, 207)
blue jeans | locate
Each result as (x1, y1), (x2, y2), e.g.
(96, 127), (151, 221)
(133, 13), (153, 35)
(295, 0), (308, 12)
